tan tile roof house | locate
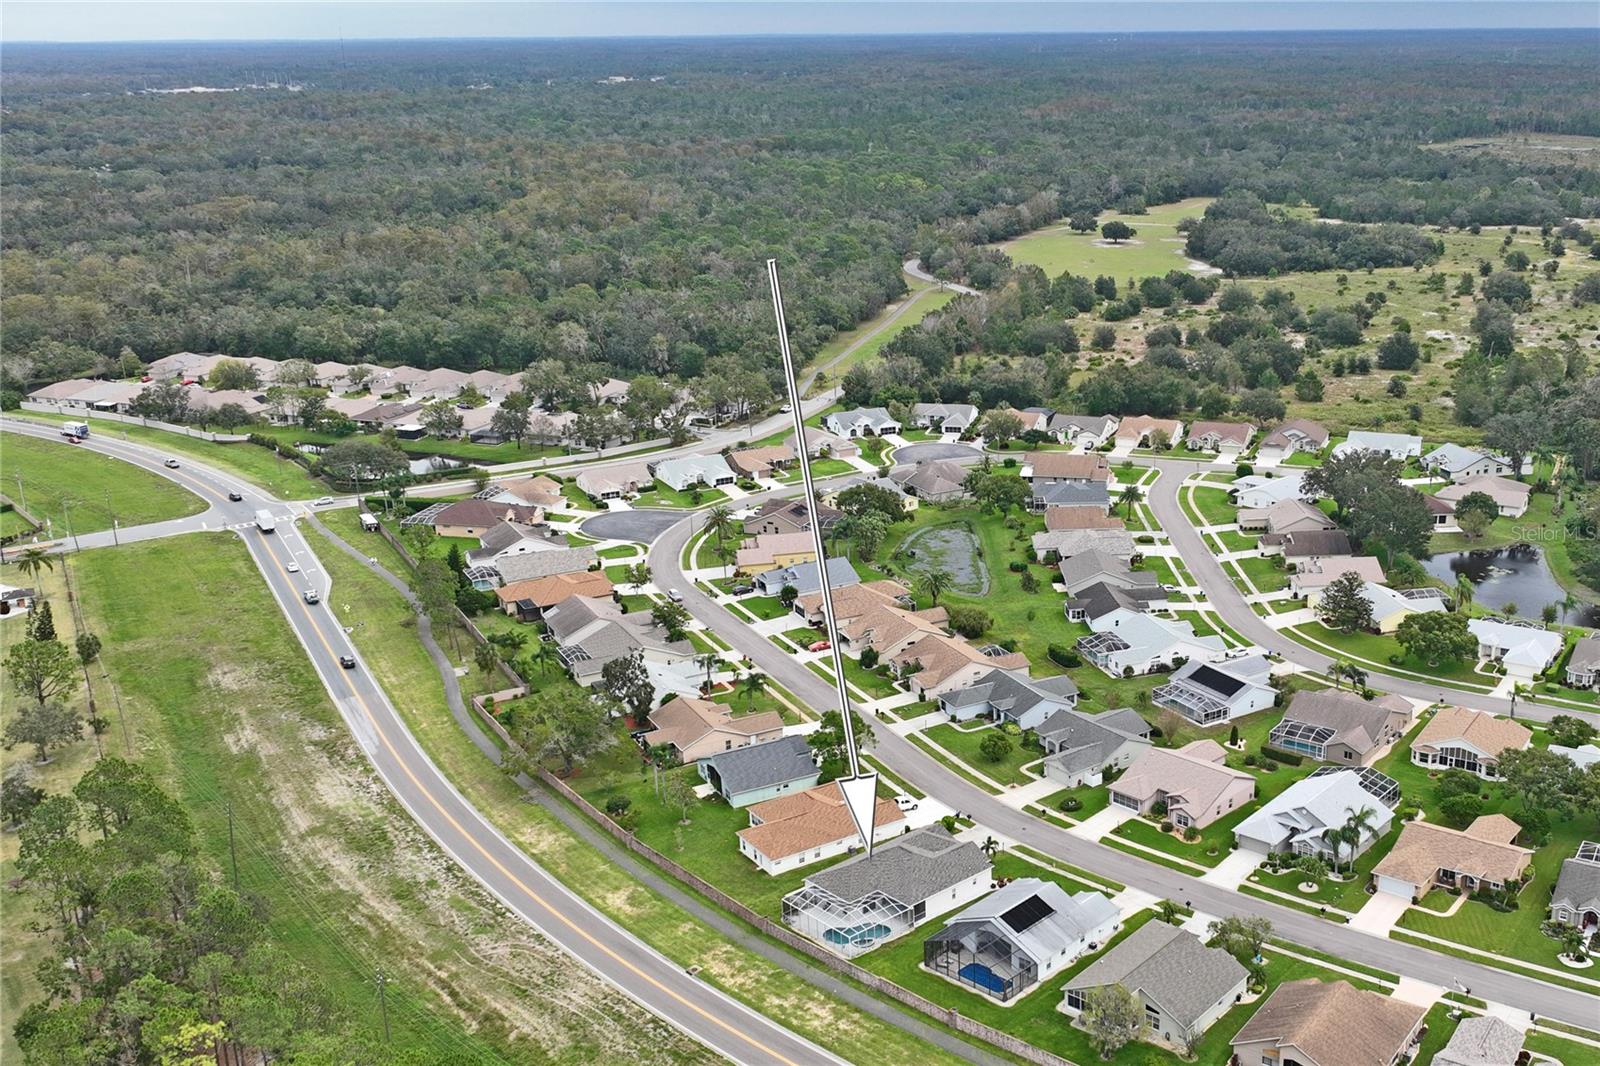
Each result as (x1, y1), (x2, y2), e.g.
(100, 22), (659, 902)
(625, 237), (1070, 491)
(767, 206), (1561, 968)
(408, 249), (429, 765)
(1435, 475), (1532, 518)
(1108, 740), (1256, 829)
(1410, 706), (1532, 780)
(1115, 415), (1184, 446)
(1044, 505), (1125, 531)
(1024, 452), (1111, 483)
(888, 633), (1029, 699)
(727, 444), (796, 478)
(493, 572), (614, 617)
(1185, 420), (1255, 451)
(1373, 815), (1533, 900)
(1238, 498), (1337, 536)
(430, 499), (545, 538)
(734, 532), (818, 576)
(488, 474), (564, 509)
(737, 783), (905, 874)
(640, 695), (785, 763)
(1257, 418), (1330, 457)
(794, 580), (915, 627)
(1231, 979), (1426, 1066)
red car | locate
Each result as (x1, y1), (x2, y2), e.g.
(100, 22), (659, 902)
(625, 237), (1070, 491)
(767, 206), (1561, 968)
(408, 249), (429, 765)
(808, 640), (831, 652)
(63, 435), (80, 444)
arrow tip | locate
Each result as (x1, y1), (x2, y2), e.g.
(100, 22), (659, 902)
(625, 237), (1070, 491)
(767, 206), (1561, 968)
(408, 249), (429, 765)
(836, 772), (880, 856)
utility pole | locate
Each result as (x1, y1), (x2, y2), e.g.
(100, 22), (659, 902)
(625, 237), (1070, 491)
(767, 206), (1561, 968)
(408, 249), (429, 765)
(62, 497), (81, 552)
(375, 968), (391, 1043)
(106, 493), (119, 546)
(13, 473), (27, 517)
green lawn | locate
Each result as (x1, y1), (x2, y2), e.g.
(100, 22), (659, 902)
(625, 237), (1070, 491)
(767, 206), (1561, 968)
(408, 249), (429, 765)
(999, 197), (1217, 279)
(1248, 826), (1403, 912)
(780, 457), (856, 481)
(805, 284), (957, 398)
(842, 654), (900, 698)
(741, 594), (794, 620)
(1, 430), (207, 534)
(1216, 529), (1261, 553)
(1288, 622), (1490, 688)
(251, 423), (565, 465)
(923, 723), (1039, 787)
(1236, 554), (1289, 593)
(1043, 784), (1110, 820)
(37, 535), (595, 1063)
(560, 479), (603, 511)
(1187, 485), (1238, 526)
(632, 482), (728, 509)
(14, 412), (328, 498)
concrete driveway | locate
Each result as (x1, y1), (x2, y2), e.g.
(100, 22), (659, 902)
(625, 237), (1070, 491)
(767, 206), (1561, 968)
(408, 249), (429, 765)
(892, 442), (982, 464)
(580, 509), (693, 543)
(1351, 888), (1412, 935)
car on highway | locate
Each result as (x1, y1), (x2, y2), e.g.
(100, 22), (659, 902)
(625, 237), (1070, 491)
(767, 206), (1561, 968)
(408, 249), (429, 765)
(302, 589), (320, 604)
(314, 496), (334, 506)
(286, 562), (300, 573)
(339, 655), (356, 669)
(163, 458), (180, 468)
(666, 588), (683, 602)
(808, 639), (830, 652)
(63, 435), (81, 444)
(228, 491), (243, 502)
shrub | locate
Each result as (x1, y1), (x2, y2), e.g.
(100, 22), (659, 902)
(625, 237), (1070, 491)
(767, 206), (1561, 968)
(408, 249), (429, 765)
(1159, 820), (1174, 833)
(1261, 760), (1279, 772)
(1243, 753), (1259, 766)
(1183, 826), (1200, 842)
(1048, 644), (1082, 669)
(1060, 796), (1083, 813)
(859, 647), (880, 670)
(1259, 746), (1304, 766)
(1008, 561), (1027, 573)
(947, 604), (992, 638)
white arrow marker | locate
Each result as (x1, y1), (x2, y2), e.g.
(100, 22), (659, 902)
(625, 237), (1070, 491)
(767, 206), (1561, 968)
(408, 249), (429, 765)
(766, 258), (878, 854)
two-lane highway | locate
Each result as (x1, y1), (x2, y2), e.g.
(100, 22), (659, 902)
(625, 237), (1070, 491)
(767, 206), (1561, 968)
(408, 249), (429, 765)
(1, 420), (840, 1066)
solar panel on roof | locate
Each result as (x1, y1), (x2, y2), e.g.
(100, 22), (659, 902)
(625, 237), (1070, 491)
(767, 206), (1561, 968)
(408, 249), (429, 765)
(1188, 664), (1245, 697)
(1000, 895), (1054, 934)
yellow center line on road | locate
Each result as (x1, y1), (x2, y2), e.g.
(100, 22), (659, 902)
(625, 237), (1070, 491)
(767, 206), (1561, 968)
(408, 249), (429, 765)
(251, 528), (806, 1066)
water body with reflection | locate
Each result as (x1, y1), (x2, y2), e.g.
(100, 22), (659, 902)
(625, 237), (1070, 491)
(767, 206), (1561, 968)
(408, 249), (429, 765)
(1423, 544), (1600, 627)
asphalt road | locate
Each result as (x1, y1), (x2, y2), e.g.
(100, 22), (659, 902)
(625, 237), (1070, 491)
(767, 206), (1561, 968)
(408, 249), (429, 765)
(0, 421), (838, 1066)
(650, 514), (1600, 1028)
(902, 259), (978, 296)
(892, 442), (984, 464)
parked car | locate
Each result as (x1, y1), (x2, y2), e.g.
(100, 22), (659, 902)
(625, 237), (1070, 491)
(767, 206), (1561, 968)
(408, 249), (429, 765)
(730, 583), (754, 595)
(227, 491), (243, 502)
(302, 589), (320, 605)
(314, 496), (334, 506)
(893, 795), (919, 812)
(808, 639), (830, 652)
(666, 588), (683, 602)
(339, 655), (356, 669)
(163, 458), (180, 468)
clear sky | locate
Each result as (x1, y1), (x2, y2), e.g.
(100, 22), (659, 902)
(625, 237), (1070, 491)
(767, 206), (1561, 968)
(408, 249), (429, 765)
(4, 2), (1595, 43)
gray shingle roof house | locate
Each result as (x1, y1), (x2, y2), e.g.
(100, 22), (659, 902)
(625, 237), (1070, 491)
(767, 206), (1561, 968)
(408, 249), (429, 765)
(543, 595), (693, 684)
(1262, 528), (1354, 559)
(938, 668), (1079, 732)
(1057, 551), (1158, 597)
(1037, 707), (1152, 788)
(781, 826), (992, 956)
(891, 460), (970, 502)
(1152, 654), (1276, 725)
(1267, 690), (1413, 766)
(492, 545), (598, 585)
(1063, 580), (1166, 625)
(1549, 841), (1600, 931)
(1029, 480), (1112, 513)
(1032, 528), (1136, 561)
(923, 879), (1120, 1002)
(697, 735), (820, 808)
(753, 557), (861, 596)
(910, 403), (979, 432)
(1433, 1015), (1525, 1066)
(1047, 413), (1120, 447)
(1566, 635), (1600, 688)
(1061, 920), (1248, 1047)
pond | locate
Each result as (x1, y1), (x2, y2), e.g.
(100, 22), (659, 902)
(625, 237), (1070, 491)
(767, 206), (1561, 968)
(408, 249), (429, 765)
(897, 524), (989, 595)
(1423, 545), (1600, 627)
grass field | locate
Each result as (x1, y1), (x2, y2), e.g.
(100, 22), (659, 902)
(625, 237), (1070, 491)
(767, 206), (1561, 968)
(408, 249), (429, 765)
(13, 412), (330, 498)
(251, 422), (566, 465)
(1, 431), (207, 534)
(805, 282), (958, 398)
(1, 535), (685, 1065)
(1000, 197), (1218, 280)
(308, 519), (965, 1065)
(922, 723), (1038, 786)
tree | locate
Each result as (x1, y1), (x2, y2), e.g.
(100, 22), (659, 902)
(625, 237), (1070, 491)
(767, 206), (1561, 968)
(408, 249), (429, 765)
(504, 689), (614, 776)
(1081, 984), (1146, 1060)
(1303, 448), (1404, 518)
(129, 381), (190, 423)
(1453, 491), (1500, 538)
(1348, 483), (1432, 558)
(778, 583), (800, 609)
(27, 600), (57, 642)
(1376, 331), (1419, 370)
(836, 483), (906, 524)
(623, 561), (652, 591)
(1454, 574), (1475, 611)
(981, 407), (1024, 447)
(320, 439), (407, 490)
(846, 511), (891, 562)
(1316, 571), (1375, 634)
(703, 503), (738, 558)
(964, 470), (1028, 514)
(490, 397), (532, 449)
(601, 650), (655, 720)
(1395, 611), (1477, 667)
(1546, 715), (1597, 749)
(5, 639), (77, 706)
(420, 398), (464, 439)
(1439, 792), (1484, 828)
(1484, 413), (1542, 481)
(213, 402), (254, 430)
(1146, 428), (1171, 452)
(1497, 747), (1582, 813)
(1091, 324), (1117, 351)
(13, 546), (54, 585)
(1, 767), (46, 827)
(649, 600), (691, 640)
(1207, 915), (1272, 963)
(978, 730), (1012, 763)
(661, 771), (696, 823)
(917, 567), (954, 606)
(741, 671), (768, 708)
(2, 701), (82, 764)
(946, 604), (991, 638)
(1100, 220), (1136, 244)
(808, 708), (871, 780)
(208, 358), (260, 391)
(1068, 213), (1098, 233)
(1117, 484), (1143, 518)
(1236, 388), (1286, 423)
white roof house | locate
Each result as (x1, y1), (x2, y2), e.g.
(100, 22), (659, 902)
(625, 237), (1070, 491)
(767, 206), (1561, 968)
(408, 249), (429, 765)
(823, 407), (900, 438)
(1231, 472), (1310, 511)
(651, 453), (737, 492)
(1331, 431), (1423, 460)
(1357, 581), (1447, 634)
(1076, 610), (1226, 677)
(922, 879), (1120, 1002)
(1467, 618), (1564, 678)
(1422, 443), (1528, 482)
(1233, 769), (1395, 858)
(910, 403), (979, 432)
(1152, 654), (1276, 725)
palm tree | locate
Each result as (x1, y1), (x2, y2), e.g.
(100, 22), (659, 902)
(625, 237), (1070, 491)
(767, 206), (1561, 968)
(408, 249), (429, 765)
(13, 547), (53, 584)
(1560, 590), (1578, 623)
(703, 504), (736, 556)
(916, 566), (954, 607)
(1340, 662), (1367, 692)
(979, 835), (1001, 857)
(741, 670), (768, 708)
(1329, 658), (1352, 692)
(1117, 484), (1144, 519)
(1455, 574), (1475, 612)
(696, 653), (721, 693)
(1341, 805), (1377, 873)
(1320, 828), (1344, 874)
(527, 640), (556, 677)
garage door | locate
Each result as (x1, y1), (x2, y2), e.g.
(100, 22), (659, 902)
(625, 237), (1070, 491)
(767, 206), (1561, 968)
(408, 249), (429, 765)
(1375, 875), (1417, 899)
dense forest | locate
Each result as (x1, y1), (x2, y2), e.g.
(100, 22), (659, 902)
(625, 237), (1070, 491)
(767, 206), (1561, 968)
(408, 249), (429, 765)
(3, 31), (1599, 393)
